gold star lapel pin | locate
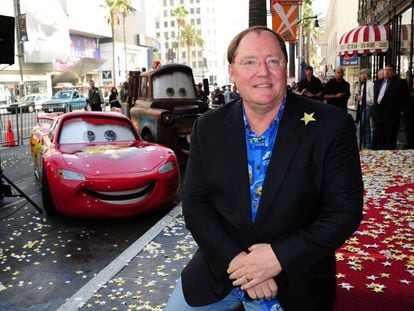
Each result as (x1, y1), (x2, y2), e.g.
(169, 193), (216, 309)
(301, 112), (316, 125)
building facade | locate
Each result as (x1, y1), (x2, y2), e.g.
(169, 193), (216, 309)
(154, 0), (248, 86)
(0, 0), (157, 104)
(357, 0), (413, 83)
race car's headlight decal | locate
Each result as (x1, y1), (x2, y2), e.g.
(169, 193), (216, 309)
(159, 161), (175, 174)
(57, 169), (86, 180)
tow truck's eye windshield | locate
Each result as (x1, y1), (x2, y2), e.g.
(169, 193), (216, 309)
(153, 71), (196, 99)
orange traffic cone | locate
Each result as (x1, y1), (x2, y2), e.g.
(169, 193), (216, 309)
(4, 120), (16, 147)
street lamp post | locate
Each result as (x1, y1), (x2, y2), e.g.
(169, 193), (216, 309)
(297, 15), (320, 80)
(13, 0), (25, 99)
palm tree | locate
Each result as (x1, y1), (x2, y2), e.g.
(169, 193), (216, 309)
(171, 6), (189, 63)
(179, 24), (204, 67)
(249, 0), (267, 27)
(102, 0), (132, 86)
(119, 0), (133, 79)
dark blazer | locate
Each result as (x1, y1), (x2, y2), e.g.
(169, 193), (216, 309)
(182, 92), (363, 310)
(374, 76), (409, 121)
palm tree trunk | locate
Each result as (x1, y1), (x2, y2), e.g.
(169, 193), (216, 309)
(112, 25), (116, 86)
(249, 0), (267, 27)
(123, 14), (127, 81)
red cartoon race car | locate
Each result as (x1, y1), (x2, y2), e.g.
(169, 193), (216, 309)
(29, 111), (179, 217)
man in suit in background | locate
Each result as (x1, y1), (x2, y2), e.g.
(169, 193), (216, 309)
(373, 63), (410, 149)
(165, 26), (363, 311)
(87, 79), (103, 111)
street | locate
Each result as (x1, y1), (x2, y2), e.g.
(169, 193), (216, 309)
(0, 145), (180, 310)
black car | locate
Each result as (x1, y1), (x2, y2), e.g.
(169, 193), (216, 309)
(7, 93), (49, 113)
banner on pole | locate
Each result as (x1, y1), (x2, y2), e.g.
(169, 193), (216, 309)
(271, 0), (299, 43)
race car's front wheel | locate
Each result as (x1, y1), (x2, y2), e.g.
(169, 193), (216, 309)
(41, 168), (58, 216)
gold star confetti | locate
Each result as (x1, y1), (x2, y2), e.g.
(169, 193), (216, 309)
(300, 112), (316, 125)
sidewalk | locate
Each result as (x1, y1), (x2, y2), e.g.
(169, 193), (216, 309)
(58, 204), (193, 311)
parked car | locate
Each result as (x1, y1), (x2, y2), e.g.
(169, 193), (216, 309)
(128, 64), (209, 159)
(7, 93), (49, 113)
(29, 111), (180, 217)
(42, 90), (86, 113)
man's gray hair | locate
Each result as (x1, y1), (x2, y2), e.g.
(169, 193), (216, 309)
(360, 68), (371, 77)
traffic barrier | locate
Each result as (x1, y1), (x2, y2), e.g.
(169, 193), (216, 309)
(3, 119), (16, 147)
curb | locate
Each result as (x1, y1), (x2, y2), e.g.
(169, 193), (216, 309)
(56, 204), (182, 311)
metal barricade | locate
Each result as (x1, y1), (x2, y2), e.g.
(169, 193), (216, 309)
(0, 106), (39, 147)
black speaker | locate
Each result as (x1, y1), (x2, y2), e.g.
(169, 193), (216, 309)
(0, 15), (15, 65)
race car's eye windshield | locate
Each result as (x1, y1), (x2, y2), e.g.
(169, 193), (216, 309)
(59, 120), (135, 143)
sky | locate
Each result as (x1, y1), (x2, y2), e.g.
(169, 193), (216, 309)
(312, 0), (328, 17)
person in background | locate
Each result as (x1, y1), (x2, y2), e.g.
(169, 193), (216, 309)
(297, 66), (323, 101)
(323, 67), (351, 110)
(230, 84), (241, 101)
(109, 86), (121, 110)
(373, 63), (410, 149)
(212, 86), (225, 106)
(355, 68), (375, 149)
(165, 26), (363, 311)
(87, 79), (103, 111)
(196, 82), (208, 103)
(119, 82), (128, 104)
(224, 85), (232, 103)
(377, 68), (384, 80)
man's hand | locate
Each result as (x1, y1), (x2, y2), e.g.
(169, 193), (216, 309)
(246, 277), (278, 300)
(227, 243), (282, 291)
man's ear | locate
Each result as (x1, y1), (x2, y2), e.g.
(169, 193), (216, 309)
(228, 64), (234, 82)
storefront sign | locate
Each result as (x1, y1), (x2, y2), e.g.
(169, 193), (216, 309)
(340, 55), (360, 66)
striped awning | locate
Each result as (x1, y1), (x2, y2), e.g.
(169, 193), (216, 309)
(338, 25), (389, 56)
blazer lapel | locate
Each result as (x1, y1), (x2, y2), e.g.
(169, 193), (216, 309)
(253, 95), (301, 227)
(224, 100), (254, 232)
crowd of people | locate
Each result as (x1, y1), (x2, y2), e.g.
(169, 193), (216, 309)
(289, 64), (413, 150)
(85, 79), (129, 112)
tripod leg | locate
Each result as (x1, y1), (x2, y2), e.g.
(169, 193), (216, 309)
(2, 174), (43, 213)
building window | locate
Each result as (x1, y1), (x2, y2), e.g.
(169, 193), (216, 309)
(198, 50), (202, 57)
(198, 61), (203, 67)
(164, 21), (168, 27)
(156, 32), (160, 38)
(192, 51), (196, 57)
(191, 19), (194, 25)
(171, 31), (175, 38)
(197, 29), (201, 35)
(196, 18), (200, 25)
(164, 32), (169, 39)
(182, 51), (186, 58)
(192, 61), (196, 68)
(180, 0), (184, 4)
(170, 0), (174, 5)
(156, 21), (160, 28)
(196, 7), (200, 14)
(163, 0), (167, 6)
(190, 8), (194, 14)
(165, 42), (169, 49)
(171, 20), (175, 27)
(163, 10), (167, 17)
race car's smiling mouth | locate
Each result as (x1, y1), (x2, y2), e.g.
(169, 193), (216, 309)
(84, 182), (155, 205)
